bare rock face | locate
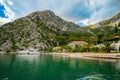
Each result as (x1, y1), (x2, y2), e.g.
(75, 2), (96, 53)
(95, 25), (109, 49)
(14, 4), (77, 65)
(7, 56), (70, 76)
(0, 10), (80, 51)
(0, 40), (12, 51)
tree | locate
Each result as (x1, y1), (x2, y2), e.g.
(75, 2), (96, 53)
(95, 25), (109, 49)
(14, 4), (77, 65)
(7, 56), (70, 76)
(74, 45), (81, 52)
(91, 47), (99, 52)
(65, 46), (74, 52)
(103, 42), (111, 53)
(101, 36), (108, 42)
(88, 36), (97, 45)
(47, 47), (53, 52)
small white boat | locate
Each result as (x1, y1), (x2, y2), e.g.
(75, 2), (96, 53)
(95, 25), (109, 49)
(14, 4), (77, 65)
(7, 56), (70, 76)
(27, 48), (40, 54)
(17, 48), (40, 54)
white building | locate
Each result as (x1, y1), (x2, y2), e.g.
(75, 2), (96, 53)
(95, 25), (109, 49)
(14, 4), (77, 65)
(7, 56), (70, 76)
(111, 41), (120, 51)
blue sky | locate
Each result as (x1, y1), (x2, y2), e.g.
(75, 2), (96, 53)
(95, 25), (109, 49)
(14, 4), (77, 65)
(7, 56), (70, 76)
(0, 0), (120, 26)
(0, 4), (6, 18)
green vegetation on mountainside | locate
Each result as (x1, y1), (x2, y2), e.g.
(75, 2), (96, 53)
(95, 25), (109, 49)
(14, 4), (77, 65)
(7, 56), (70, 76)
(0, 10), (120, 52)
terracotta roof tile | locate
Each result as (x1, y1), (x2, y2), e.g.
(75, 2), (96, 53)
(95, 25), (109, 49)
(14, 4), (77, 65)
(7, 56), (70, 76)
(70, 41), (88, 45)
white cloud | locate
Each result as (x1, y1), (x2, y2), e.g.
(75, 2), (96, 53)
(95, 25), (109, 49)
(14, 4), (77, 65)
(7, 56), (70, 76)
(6, 0), (83, 22)
(7, 0), (13, 6)
(76, 19), (91, 26)
(0, 0), (15, 25)
(0, 0), (120, 26)
(76, 0), (120, 26)
(0, 17), (11, 25)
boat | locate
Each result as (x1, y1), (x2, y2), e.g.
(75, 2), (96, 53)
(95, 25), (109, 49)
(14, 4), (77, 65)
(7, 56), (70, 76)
(17, 48), (40, 54)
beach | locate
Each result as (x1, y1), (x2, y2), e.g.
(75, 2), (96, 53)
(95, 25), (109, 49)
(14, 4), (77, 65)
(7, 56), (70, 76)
(51, 52), (120, 60)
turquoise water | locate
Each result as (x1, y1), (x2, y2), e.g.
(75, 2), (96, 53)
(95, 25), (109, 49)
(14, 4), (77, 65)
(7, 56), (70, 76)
(0, 54), (120, 80)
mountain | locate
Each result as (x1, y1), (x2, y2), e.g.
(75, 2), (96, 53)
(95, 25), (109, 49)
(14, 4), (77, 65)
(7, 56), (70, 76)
(89, 12), (120, 43)
(1, 10), (119, 52)
(95, 12), (120, 28)
(0, 10), (80, 52)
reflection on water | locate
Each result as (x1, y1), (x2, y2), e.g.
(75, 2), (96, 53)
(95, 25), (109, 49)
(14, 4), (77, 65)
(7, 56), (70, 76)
(79, 74), (105, 80)
(0, 54), (120, 80)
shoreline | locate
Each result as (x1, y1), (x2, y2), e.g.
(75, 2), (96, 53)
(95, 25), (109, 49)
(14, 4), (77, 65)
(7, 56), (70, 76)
(1, 51), (120, 60)
(50, 52), (120, 60)
(48, 52), (120, 63)
(1, 51), (120, 62)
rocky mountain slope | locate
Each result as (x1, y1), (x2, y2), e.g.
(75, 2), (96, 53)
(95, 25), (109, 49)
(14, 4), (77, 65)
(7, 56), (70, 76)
(95, 12), (120, 28)
(1, 10), (120, 52)
(89, 12), (120, 43)
(0, 10), (80, 51)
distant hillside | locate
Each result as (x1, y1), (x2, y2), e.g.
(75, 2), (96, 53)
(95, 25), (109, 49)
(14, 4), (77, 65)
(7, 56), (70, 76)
(95, 12), (120, 28)
(0, 10), (81, 51)
(88, 12), (120, 43)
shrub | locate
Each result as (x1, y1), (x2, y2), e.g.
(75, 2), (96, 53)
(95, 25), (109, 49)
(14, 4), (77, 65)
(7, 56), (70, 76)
(47, 47), (53, 52)
(103, 42), (111, 53)
(91, 47), (99, 52)
(98, 46), (106, 52)
(65, 46), (74, 52)
(73, 45), (90, 52)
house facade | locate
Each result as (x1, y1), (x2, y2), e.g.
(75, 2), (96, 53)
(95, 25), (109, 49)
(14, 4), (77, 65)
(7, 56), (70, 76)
(111, 41), (120, 52)
(68, 41), (88, 48)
